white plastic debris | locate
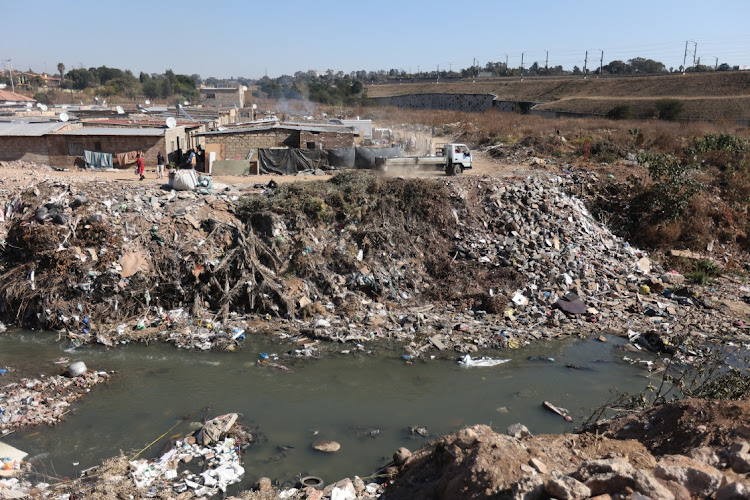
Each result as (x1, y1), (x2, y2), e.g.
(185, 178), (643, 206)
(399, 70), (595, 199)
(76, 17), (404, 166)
(458, 355), (511, 367)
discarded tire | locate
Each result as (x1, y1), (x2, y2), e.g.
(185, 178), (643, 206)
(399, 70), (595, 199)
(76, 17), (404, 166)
(299, 476), (324, 489)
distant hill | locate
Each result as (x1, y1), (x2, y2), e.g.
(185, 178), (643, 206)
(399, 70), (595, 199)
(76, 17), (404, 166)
(366, 72), (750, 120)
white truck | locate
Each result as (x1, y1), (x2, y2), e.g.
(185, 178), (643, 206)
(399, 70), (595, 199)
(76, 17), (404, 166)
(375, 143), (472, 176)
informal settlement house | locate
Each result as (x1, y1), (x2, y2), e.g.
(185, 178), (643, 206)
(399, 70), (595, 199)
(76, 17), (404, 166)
(193, 122), (357, 174)
(199, 86), (245, 108)
(194, 122), (356, 161)
(0, 121), (193, 168)
(0, 89), (36, 106)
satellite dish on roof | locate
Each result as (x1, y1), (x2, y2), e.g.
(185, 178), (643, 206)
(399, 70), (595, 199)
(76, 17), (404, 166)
(252, 104), (257, 110)
(145, 99), (150, 105)
(94, 96), (100, 104)
(59, 112), (69, 122)
(242, 86), (248, 91)
(116, 106), (124, 114)
(165, 117), (177, 129)
(40, 104), (48, 111)
(36, 102), (43, 108)
(61, 104), (68, 109)
(26, 103), (32, 108)
(184, 100), (189, 106)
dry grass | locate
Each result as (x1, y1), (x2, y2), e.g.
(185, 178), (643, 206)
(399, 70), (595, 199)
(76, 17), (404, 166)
(367, 72), (750, 100)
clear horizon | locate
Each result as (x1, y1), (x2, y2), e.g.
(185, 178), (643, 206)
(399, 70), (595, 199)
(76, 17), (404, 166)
(3, 0), (750, 80)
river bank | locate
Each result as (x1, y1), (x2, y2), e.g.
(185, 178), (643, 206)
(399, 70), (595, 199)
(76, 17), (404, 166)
(0, 159), (748, 498)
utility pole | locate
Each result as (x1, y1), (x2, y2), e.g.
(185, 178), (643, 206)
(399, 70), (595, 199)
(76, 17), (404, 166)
(545, 50), (549, 75)
(504, 54), (509, 75)
(715, 57), (718, 70)
(3, 59), (14, 93)
(599, 49), (604, 76)
(520, 52), (525, 80)
(683, 40), (689, 74)
(436, 64), (439, 83)
(693, 42), (698, 71)
(583, 50), (588, 78)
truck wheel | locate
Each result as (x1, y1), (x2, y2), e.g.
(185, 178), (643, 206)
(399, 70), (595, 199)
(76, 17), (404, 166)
(454, 164), (463, 175)
(445, 162), (455, 176)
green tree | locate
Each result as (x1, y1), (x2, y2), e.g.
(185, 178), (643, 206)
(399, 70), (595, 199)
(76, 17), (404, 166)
(57, 62), (65, 82)
(606, 103), (634, 120)
(654, 99), (684, 121)
(142, 78), (161, 99)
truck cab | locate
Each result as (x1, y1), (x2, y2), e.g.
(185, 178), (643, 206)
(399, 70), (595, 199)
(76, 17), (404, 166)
(438, 143), (472, 176)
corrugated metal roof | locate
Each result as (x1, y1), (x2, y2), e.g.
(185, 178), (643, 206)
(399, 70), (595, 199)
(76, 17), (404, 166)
(0, 90), (35, 102)
(194, 123), (355, 137)
(0, 121), (67, 136)
(57, 127), (169, 136)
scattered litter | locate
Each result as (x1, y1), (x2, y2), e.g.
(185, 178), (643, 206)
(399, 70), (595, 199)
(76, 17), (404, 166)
(458, 355), (511, 367)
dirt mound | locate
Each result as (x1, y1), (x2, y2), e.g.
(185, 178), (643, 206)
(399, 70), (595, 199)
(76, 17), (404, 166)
(384, 399), (750, 500)
(598, 399), (750, 456)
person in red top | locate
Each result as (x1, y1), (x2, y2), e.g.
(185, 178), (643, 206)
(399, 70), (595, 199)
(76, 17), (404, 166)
(136, 153), (145, 180)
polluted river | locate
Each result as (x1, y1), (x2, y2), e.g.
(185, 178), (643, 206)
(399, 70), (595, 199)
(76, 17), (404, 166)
(0, 330), (654, 492)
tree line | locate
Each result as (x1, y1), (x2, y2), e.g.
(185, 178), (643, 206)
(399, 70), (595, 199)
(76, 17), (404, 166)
(57, 64), (199, 102)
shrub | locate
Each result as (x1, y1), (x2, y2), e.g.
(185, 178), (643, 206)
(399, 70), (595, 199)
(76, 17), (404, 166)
(636, 151), (702, 220)
(654, 99), (684, 121)
(606, 103), (634, 120)
(695, 133), (749, 154)
(33, 92), (52, 105)
(686, 259), (720, 285)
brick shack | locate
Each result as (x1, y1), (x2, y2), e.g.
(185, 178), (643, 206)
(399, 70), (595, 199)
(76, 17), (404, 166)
(199, 86), (244, 108)
(0, 121), (192, 168)
(193, 122), (356, 162)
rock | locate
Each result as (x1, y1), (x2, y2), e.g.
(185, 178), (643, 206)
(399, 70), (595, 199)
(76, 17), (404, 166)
(312, 440), (340, 453)
(686, 446), (720, 467)
(633, 469), (674, 500)
(661, 272), (685, 285)
(322, 478), (355, 499)
(511, 475), (545, 500)
(716, 479), (750, 500)
(529, 457), (547, 474)
(729, 452), (750, 473)
(546, 472), (591, 500)
(655, 455), (723, 498)
(729, 441), (750, 455)
(584, 472), (635, 496)
(456, 427), (479, 445)
(352, 476), (365, 494)
(254, 477), (273, 493)
(302, 487), (323, 500)
(393, 447), (412, 466)
(576, 458), (634, 481)
(507, 423), (532, 439)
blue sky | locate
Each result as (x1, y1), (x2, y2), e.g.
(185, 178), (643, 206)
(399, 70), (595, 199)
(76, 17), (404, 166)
(3, 0), (750, 79)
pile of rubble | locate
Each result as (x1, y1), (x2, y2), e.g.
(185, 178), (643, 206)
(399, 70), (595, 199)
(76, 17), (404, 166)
(0, 364), (112, 432)
(0, 167), (748, 360)
(382, 399), (750, 499)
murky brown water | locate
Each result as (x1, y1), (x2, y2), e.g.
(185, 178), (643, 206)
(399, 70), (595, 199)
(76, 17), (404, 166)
(0, 331), (654, 490)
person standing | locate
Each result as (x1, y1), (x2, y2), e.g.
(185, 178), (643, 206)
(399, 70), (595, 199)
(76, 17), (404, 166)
(187, 149), (196, 168)
(136, 153), (145, 181)
(156, 152), (165, 178)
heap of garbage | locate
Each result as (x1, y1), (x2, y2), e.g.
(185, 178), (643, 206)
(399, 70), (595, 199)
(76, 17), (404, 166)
(0, 362), (111, 432)
(128, 413), (248, 497)
(0, 170), (747, 359)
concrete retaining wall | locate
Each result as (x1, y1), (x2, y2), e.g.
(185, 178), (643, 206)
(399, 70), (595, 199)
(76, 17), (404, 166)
(374, 93), (497, 112)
